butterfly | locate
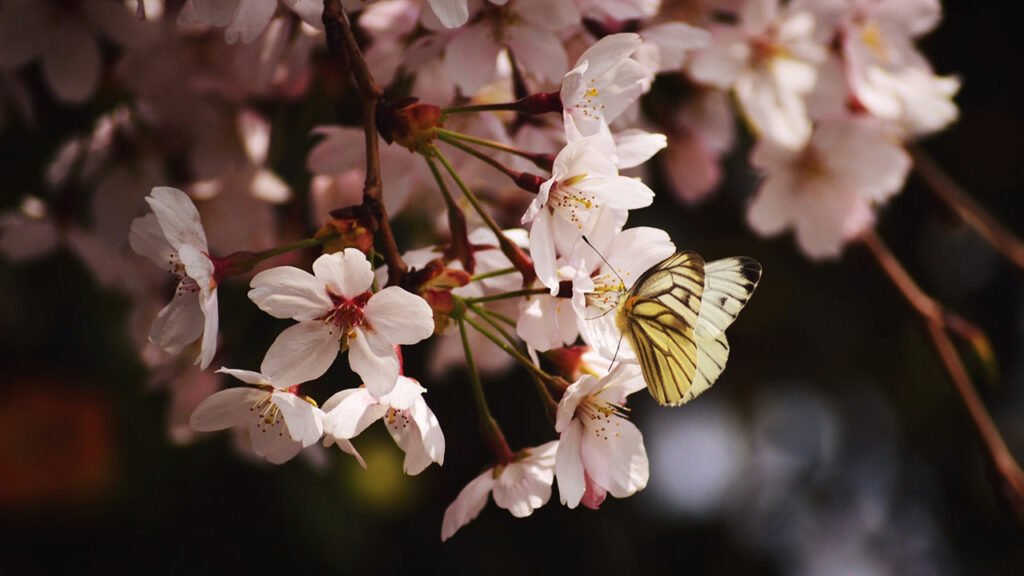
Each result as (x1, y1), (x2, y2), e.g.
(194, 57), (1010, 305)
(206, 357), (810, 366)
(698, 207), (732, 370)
(613, 251), (761, 406)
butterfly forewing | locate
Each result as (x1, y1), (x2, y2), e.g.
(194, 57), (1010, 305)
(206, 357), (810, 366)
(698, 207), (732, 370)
(618, 251), (706, 406)
(694, 257), (762, 341)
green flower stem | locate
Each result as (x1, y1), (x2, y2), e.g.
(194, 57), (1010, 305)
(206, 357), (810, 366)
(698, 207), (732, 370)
(253, 234), (338, 264)
(432, 147), (537, 286)
(458, 319), (514, 464)
(438, 133), (524, 180)
(424, 155), (474, 271)
(462, 315), (550, 383)
(436, 128), (549, 169)
(466, 302), (520, 352)
(463, 288), (550, 304)
(462, 311), (561, 420)
(470, 266), (518, 283)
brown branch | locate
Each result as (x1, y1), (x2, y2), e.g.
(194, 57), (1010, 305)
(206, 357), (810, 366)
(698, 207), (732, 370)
(323, 0), (408, 285)
(910, 145), (1024, 272)
(860, 230), (1024, 520)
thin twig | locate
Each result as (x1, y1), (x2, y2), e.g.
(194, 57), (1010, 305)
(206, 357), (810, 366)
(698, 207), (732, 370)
(322, 0), (407, 285)
(860, 230), (994, 368)
(860, 230), (1024, 520)
(910, 145), (1024, 272)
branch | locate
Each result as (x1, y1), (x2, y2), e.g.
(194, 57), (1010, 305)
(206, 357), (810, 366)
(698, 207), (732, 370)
(322, 0), (407, 285)
(910, 145), (1024, 272)
(859, 230), (1024, 520)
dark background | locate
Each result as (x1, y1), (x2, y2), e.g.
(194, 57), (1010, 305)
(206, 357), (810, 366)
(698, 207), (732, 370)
(2, 1), (1023, 574)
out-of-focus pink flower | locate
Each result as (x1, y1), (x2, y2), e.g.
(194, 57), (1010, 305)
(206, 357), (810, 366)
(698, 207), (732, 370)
(689, 0), (827, 149)
(746, 115), (911, 259)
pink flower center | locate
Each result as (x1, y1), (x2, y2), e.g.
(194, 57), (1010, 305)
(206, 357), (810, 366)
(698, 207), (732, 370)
(322, 291), (373, 336)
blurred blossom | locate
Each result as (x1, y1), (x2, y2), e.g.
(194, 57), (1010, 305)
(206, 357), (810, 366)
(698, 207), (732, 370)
(642, 398), (750, 518)
(747, 115), (911, 259)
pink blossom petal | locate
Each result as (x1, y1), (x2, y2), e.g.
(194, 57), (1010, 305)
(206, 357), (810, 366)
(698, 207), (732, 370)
(427, 0), (469, 28)
(272, 391), (324, 446)
(580, 415), (648, 498)
(312, 249), (374, 300)
(555, 419), (586, 507)
(150, 289), (205, 355)
(441, 471), (496, 541)
(249, 266), (332, 321)
(322, 388), (387, 439)
(217, 368), (272, 386)
(144, 187), (208, 252)
(42, 17), (100, 103)
(363, 287), (434, 345)
(349, 327), (400, 398)
(261, 321), (339, 387)
(190, 387), (267, 432)
(444, 24), (500, 96)
(224, 0), (276, 43)
(508, 27), (567, 84)
(191, 0), (239, 26)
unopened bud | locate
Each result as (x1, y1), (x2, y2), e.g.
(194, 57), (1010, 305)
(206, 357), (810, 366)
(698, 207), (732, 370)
(389, 102), (443, 152)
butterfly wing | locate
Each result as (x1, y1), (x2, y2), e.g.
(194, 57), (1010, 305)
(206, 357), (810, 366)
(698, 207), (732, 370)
(619, 251), (706, 406)
(687, 257), (762, 400)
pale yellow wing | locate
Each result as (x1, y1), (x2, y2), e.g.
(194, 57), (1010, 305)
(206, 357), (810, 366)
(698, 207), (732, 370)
(618, 251), (706, 406)
(687, 257), (762, 401)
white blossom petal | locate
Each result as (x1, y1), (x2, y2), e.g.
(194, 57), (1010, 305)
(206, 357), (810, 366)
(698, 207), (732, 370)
(272, 391), (324, 447)
(261, 321), (339, 387)
(441, 471), (496, 541)
(249, 266), (332, 321)
(349, 327), (400, 398)
(363, 287), (434, 345)
(322, 388), (388, 439)
(190, 387), (267, 431)
(555, 420), (586, 507)
(145, 187), (208, 252)
(312, 249), (374, 300)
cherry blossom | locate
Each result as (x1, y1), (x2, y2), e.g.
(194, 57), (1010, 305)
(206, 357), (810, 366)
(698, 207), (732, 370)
(441, 441), (558, 541)
(555, 363), (649, 509)
(322, 376), (445, 475)
(746, 115), (911, 259)
(561, 33), (650, 142)
(248, 248), (434, 396)
(0, 0), (156, 102)
(689, 0), (827, 149)
(439, 0), (581, 97)
(522, 136), (655, 294)
(129, 187), (220, 369)
(831, 0), (960, 136)
(190, 368), (325, 464)
(178, 0), (323, 44)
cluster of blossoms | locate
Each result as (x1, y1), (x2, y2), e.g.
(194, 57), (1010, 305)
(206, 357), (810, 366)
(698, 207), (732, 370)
(0, 0), (961, 540)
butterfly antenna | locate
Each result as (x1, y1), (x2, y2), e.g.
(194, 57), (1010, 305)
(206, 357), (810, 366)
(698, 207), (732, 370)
(582, 235), (626, 288)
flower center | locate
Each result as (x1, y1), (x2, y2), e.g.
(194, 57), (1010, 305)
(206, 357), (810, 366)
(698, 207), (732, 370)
(579, 398), (628, 441)
(548, 178), (600, 230)
(250, 395), (286, 436)
(322, 291), (373, 339)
